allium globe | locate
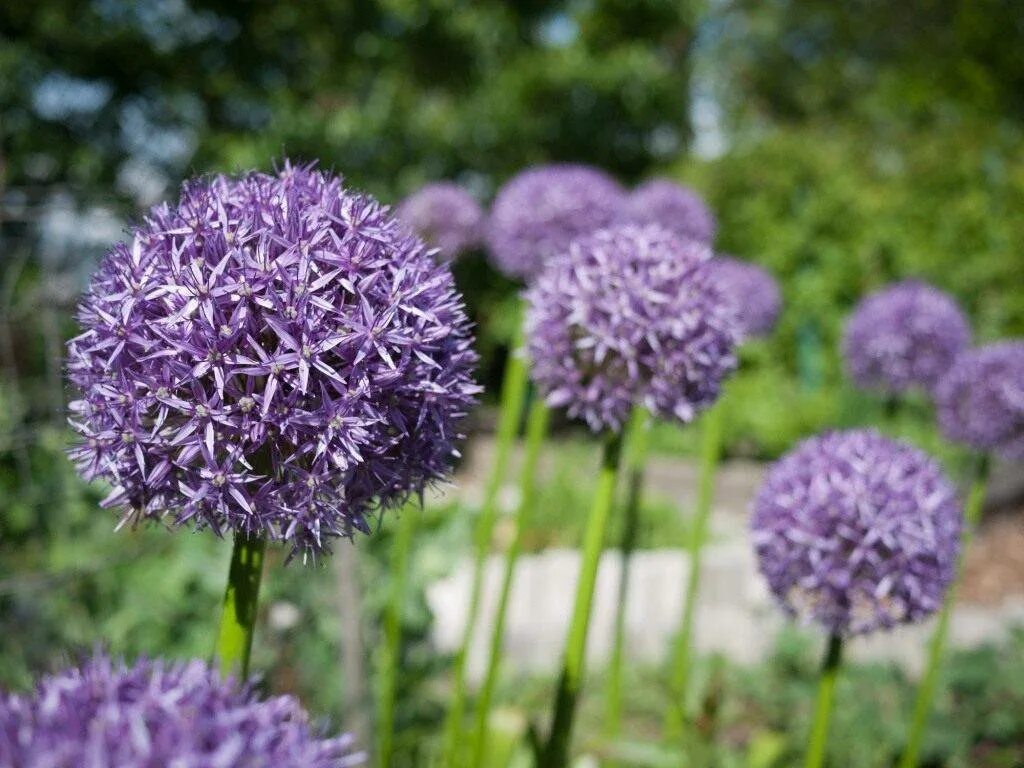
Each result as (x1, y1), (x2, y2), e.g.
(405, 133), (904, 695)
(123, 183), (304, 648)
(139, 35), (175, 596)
(624, 179), (716, 245)
(485, 164), (626, 280)
(67, 161), (479, 557)
(0, 654), (362, 767)
(707, 255), (782, 338)
(935, 341), (1024, 459)
(842, 280), (970, 394)
(395, 182), (484, 260)
(751, 429), (962, 636)
(525, 224), (738, 433)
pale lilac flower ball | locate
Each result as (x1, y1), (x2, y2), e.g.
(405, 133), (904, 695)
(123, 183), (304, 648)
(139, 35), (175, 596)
(752, 429), (962, 636)
(624, 179), (716, 244)
(67, 161), (479, 557)
(708, 255), (782, 338)
(0, 654), (363, 767)
(842, 280), (970, 395)
(525, 224), (738, 433)
(395, 182), (484, 260)
(485, 164), (626, 280)
(935, 341), (1024, 459)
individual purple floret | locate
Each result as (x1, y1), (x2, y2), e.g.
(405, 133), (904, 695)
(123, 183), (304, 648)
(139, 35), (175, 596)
(751, 429), (962, 636)
(624, 178), (716, 245)
(707, 255), (782, 338)
(485, 164), (626, 281)
(525, 223), (738, 433)
(0, 653), (363, 767)
(842, 280), (971, 395)
(935, 341), (1024, 460)
(67, 161), (479, 557)
(394, 182), (484, 261)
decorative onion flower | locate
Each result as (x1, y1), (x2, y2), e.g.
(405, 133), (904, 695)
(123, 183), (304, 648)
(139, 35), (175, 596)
(0, 654), (362, 767)
(935, 341), (1024, 459)
(394, 182), (484, 260)
(67, 161), (479, 557)
(485, 164), (626, 280)
(624, 179), (716, 245)
(525, 223), (738, 433)
(751, 429), (962, 636)
(842, 280), (970, 394)
(707, 255), (782, 338)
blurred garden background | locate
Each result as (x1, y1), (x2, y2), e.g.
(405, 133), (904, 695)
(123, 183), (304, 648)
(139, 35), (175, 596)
(2, 1), (1024, 766)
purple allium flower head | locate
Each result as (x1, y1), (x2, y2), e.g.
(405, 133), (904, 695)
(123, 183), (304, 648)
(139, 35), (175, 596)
(707, 255), (782, 339)
(67, 161), (479, 558)
(0, 653), (363, 767)
(935, 341), (1024, 459)
(842, 280), (971, 395)
(394, 182), (484, 261)
(485, 164), (626, 281)
(525, 223), (739, 433)
(624, 179), (716, 245)
(751, 429), (962, 636)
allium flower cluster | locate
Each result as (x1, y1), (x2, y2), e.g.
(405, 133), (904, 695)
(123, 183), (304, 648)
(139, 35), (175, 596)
(707, 256), (782, 338)
(842, 280), (970, 394)
(67, 161), (479, 557)
(624, 179), (716, 245)
(935, 341), (1024, 459)
(525, 224), (738, 433)
(751, 429), (962, 636)
(394, 182), (484, 261)
(485, 164), (626, 280)
(0, 654), (362, 767)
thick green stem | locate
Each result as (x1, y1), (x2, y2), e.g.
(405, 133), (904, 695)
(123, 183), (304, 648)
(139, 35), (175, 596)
(899, 453), (990, 768)
(605, 406), (651, 736)
(806, 634), (844, 768)
(442, 312), (530, 765)
(470, 398), (550, 768)
(539, 433), (624, 768)
(215, 532), (267, 680)
(665, 403), (723, 739)
(377, 507), (418, 768)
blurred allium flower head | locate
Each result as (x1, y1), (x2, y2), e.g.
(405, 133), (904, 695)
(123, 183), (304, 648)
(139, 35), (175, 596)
(0, 654), (363, 767)
(842, 280), (970, 394)
(394, 181), (484, 261)
(624, 178), (716, 245)
(525, 223), (738, 433)
(935, 341), (1024, 459)
(751, 429), (962, 636)
(67, 161), (479, 557)
(485, 164), (626, 280)
(707, 255), (782, 338)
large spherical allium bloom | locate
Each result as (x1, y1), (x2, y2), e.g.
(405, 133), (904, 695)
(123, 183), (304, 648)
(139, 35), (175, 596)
(525, 224), (739, 433)
(485, 164), (626, 280)
(0, 654), (363, 767)
(935, 341), (1024, 459)
(67, 161), (479, 557)
(751, 429), (962, 636)
(707, 255), (782, 338)
(842, 280), (971, 394)
(394, 181), (484, 261)
(624, 178), (716, 245)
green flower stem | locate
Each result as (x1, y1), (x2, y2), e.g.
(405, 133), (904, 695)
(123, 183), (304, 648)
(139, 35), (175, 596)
(214, 532), (267, 680)
(377, 506), (418, 768)
(470, 397), (550, 768)
(665, 402), (723, 740)
(805, 633), (844, 768)
(540, 432), (624, 768)
(605, 406), (651, 736)
(899, 452), (990, 768)
(442, 311), (530, 765)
